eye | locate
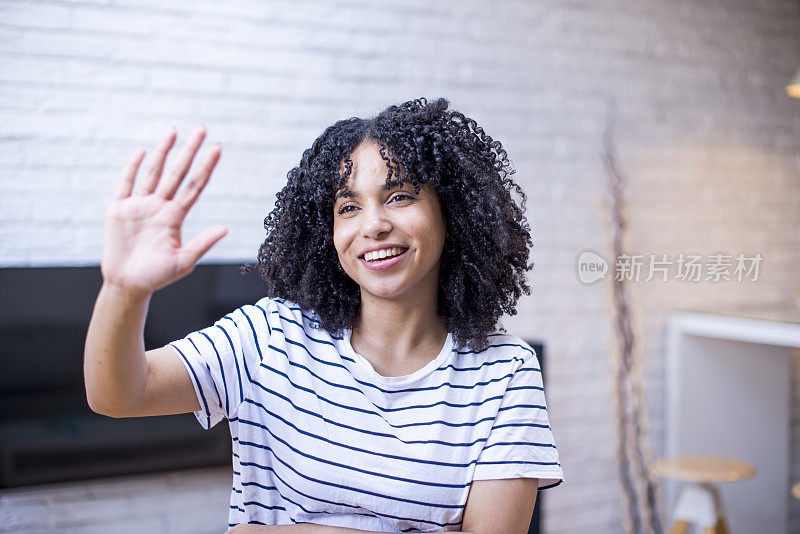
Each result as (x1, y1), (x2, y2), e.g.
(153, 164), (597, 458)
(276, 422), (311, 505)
(337, 204), (357, 215)
(390, 193), (414, 203)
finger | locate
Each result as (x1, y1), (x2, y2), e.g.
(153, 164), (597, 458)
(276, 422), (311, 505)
(178, 225), (229, 272)
(114, 147), (146, 200)
(156, 125), (207, 200)
(138, 127), (178, 194)
(175, 143), (221, 213)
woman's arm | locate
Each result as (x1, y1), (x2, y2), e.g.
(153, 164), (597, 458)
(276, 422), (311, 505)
(84, 126), (227, 417)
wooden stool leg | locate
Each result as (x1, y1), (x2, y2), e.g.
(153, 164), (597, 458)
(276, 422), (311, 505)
(669, 520), (691, 534)
(701, 527), (717, 534)
(708, 482), (730, 534)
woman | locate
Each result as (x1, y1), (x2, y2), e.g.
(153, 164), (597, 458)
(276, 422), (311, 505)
(84, 98), (564, 533)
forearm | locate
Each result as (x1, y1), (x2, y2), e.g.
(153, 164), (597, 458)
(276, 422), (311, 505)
(83, 282), (152, 416)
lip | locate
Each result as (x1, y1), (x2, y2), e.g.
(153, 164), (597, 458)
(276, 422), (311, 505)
(360, 248), (409, 271)
(358, 243), (408, 258)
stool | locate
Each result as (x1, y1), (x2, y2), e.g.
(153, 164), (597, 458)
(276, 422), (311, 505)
(651, 455), (756, 534)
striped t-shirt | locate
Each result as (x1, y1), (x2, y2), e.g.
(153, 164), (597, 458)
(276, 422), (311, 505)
(169, 296), (564, 532)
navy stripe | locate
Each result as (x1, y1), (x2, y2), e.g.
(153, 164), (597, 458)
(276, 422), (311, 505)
(238, 400), (493, 451)
(271, 330), (530, 397)
(233, 412), (555, 476)
(270, 298), (323, 324)
(263, 305), (341, 343)
(517, 367), (544, 375)
(241, 478), (278, 492)
(243, 386), (497, 441)
(195, 332), (229, 414)
(239, 482), (452, 532)
(257, 360), (508, 416)
(456, 342), (536, 357)
(232, 307), (266, 372)
(203, 362), (223, 411)
(263, 344), (520, 399)
(506, 385), (544, 392)
(237, 455), (464, 525)
(270, 299), (515, 348)
(220, 306), (272, 421)
(238, 469), (458, 529)
(255, 303), (272, 337)
(234, 441), (559, 526)
(260, 342), (521, 411)
(492, 422), (552, 431)
(236, 416), (483, 474)
(240, 477), (371, 523)
(497, 403), (547, 413)
(275, 325), (339, 349)
(263, 304), (534, 377)
(188, 335), (223, 412)
(259, 310), (339, 349)
(538, 479), (563, 490)
(269, 299), (346, 340)
(194, 333), (227, 414)
(214, 322), (244, 408)
(243, 500), (289, 512)
(476, 459), (562, 467)
(170, 343), (211, 428)
(222, 315), (254, 383)
(482, 441), (558, 451)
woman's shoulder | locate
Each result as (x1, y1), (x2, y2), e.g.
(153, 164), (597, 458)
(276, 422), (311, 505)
(456, 331), (537, 360)
(251, 296), (319, 320)
(248, 296), (336, 338)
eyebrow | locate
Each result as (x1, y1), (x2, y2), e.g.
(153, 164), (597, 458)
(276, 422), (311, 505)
(334, 181), (412, 201)
(334, 189), (356, 201)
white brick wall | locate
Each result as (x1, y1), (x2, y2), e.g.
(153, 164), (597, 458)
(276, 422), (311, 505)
(2, 1), (799, 533)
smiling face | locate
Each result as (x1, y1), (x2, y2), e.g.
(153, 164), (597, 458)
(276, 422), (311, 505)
(332, 139), (447, 304)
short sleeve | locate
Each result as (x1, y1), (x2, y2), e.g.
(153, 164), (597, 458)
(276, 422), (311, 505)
(472, 345), (564, 490)
(168, 298), (275, 430)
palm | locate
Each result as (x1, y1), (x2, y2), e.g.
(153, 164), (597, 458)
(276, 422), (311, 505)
(101, 127), (227, 294)
(103, 196), (184, 290)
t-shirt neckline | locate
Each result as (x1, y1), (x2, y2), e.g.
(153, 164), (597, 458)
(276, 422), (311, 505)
(341, 329), (454, 388)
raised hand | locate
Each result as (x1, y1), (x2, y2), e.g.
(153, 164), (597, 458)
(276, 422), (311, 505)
(101, 126), (228, 295)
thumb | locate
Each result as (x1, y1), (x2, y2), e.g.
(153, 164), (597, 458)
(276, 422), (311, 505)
(179, 225), (229, 270)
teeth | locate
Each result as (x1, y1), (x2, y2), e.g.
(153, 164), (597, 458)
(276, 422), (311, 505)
(364, 247), (405, 262)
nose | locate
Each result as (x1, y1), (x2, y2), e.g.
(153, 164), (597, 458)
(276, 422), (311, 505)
(361, 204), (392, 239)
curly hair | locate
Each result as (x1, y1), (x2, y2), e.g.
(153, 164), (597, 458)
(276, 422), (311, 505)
(241, 97), (533, 352)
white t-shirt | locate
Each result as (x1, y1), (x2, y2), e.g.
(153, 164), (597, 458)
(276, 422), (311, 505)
(169, 297), (564, 532)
